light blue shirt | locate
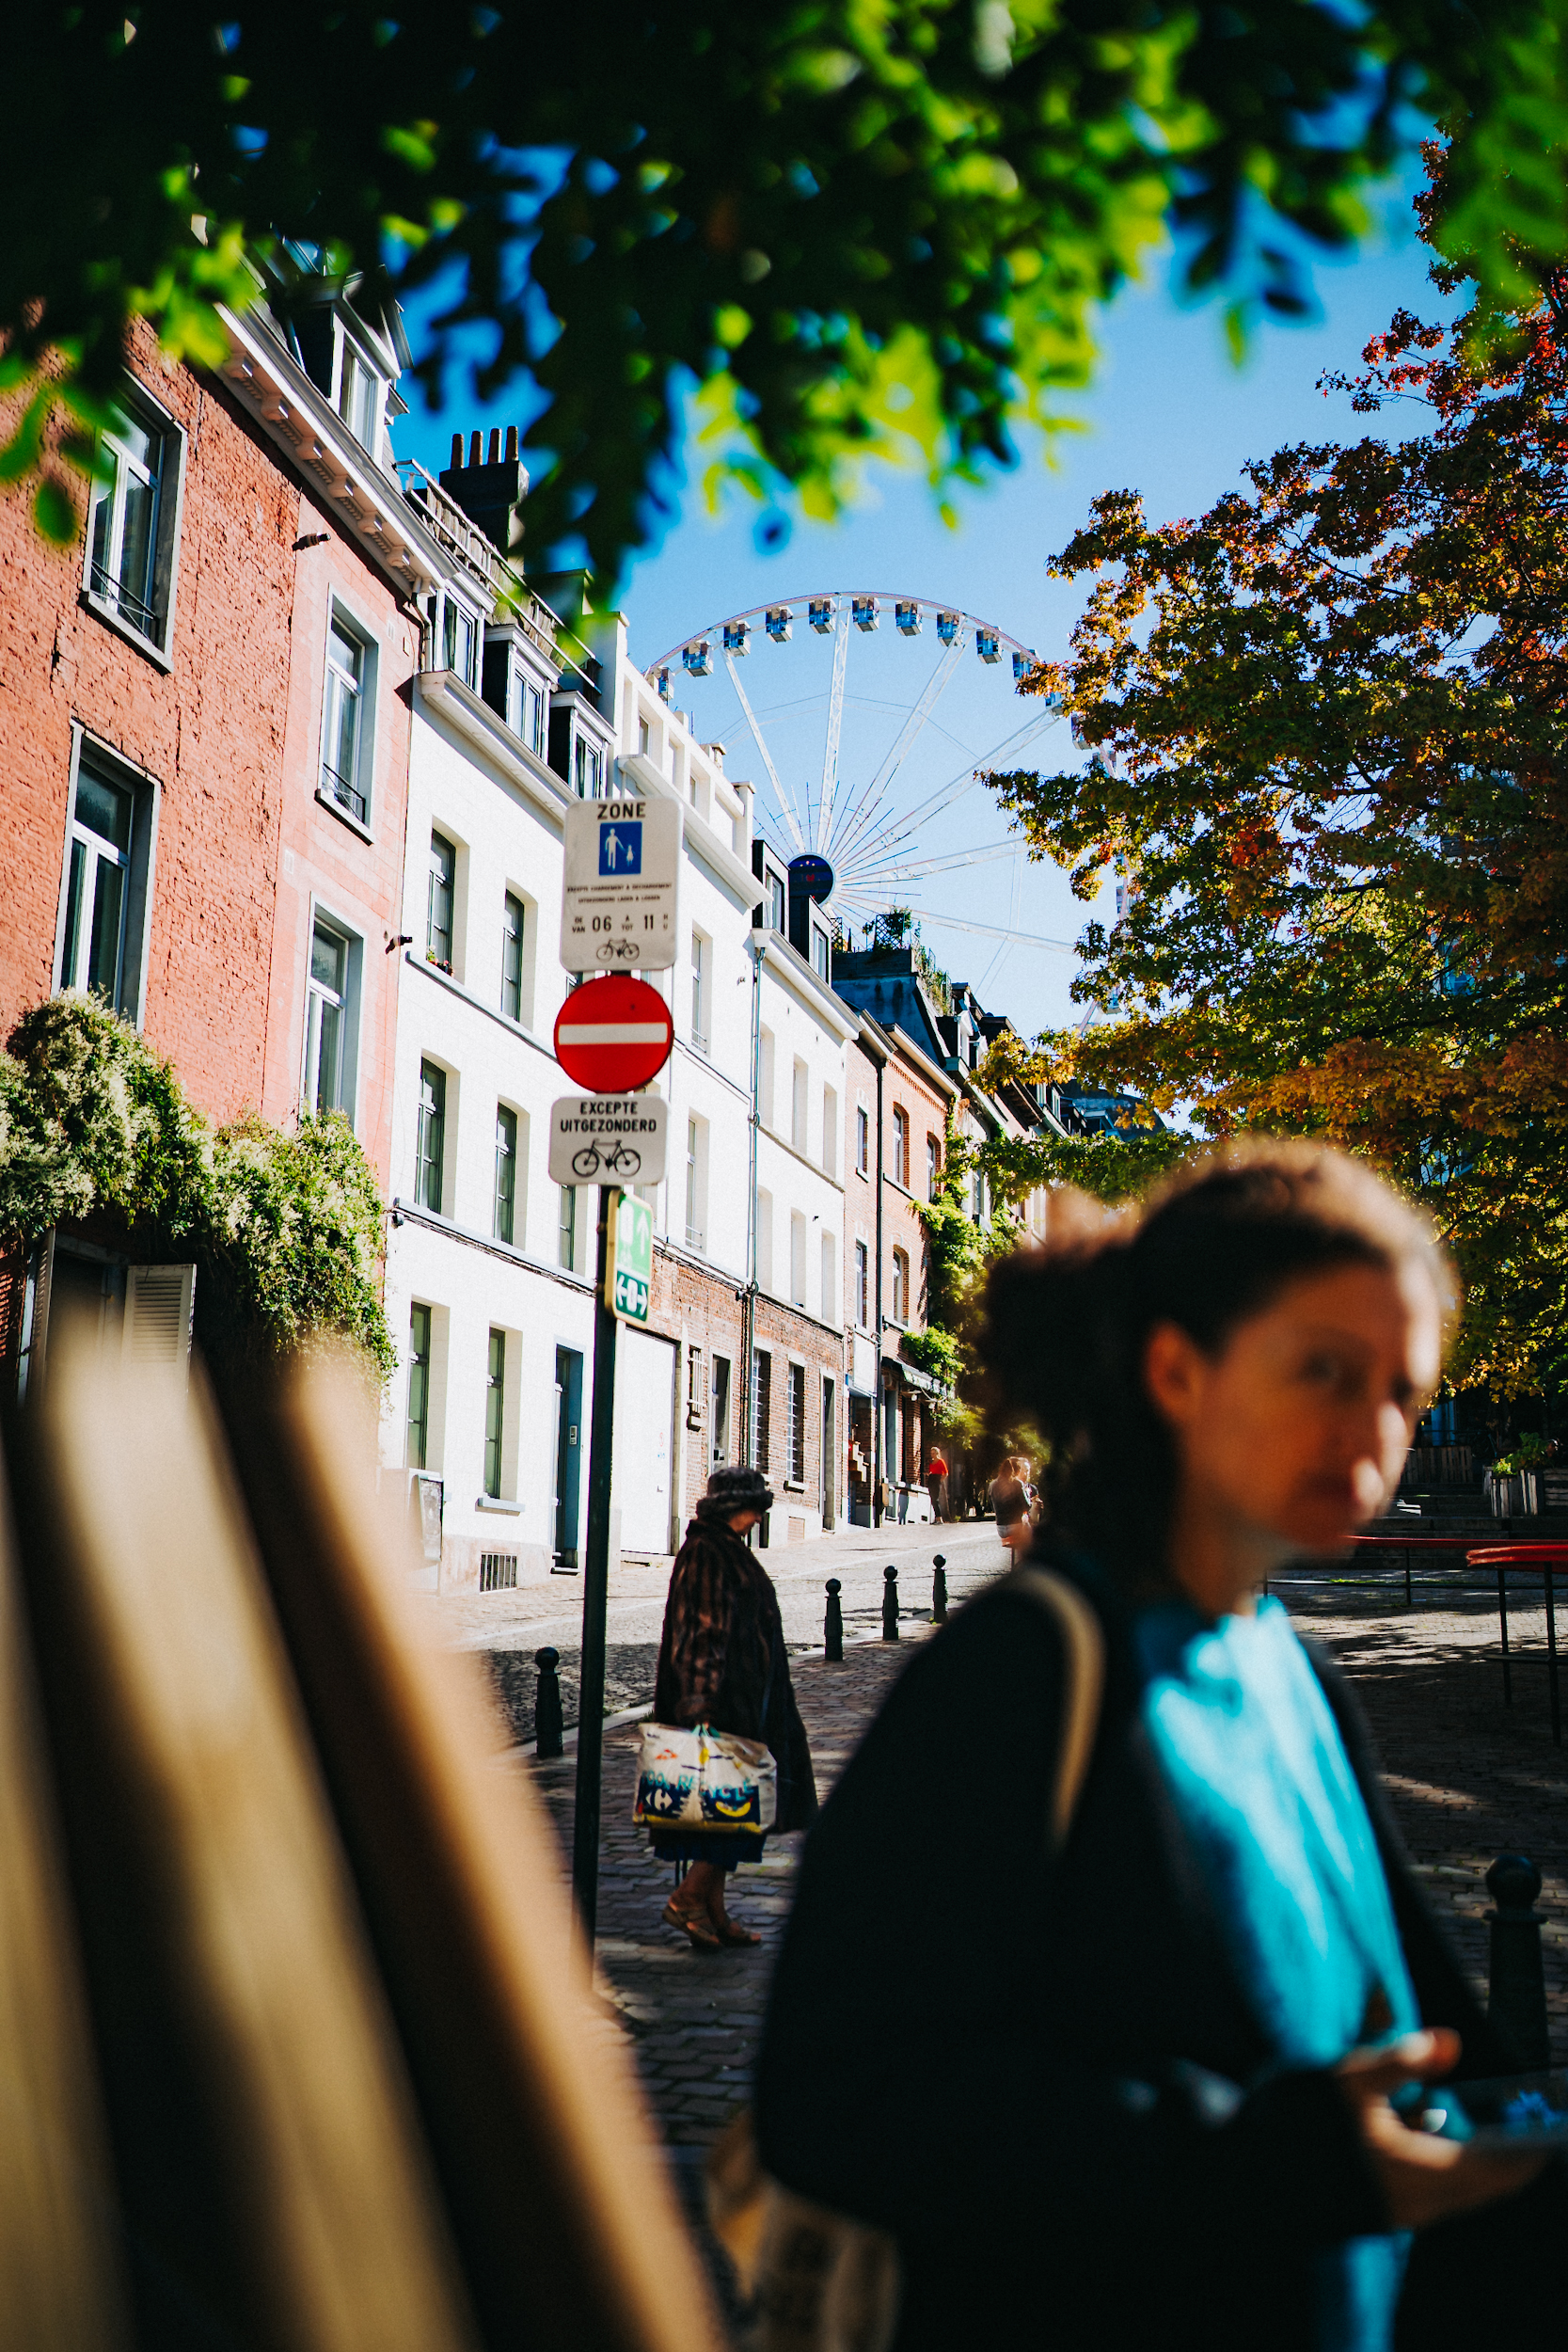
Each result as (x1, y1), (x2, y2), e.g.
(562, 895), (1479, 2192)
(1135, 1596), (1417, 2352)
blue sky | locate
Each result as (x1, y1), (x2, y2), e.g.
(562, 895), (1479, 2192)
(395, 178), (1451, 1041)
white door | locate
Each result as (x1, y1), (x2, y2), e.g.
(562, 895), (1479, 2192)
(612, 1327), (676, 1553)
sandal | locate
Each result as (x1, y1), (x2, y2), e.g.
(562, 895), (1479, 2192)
(710, 1915), (762, 1947)
(662, 1898), (721, 1951)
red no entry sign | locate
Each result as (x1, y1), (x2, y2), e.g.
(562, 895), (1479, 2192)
(553, 974), (674, 1092)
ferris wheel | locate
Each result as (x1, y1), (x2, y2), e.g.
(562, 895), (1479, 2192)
(646, 592), (1072, 957)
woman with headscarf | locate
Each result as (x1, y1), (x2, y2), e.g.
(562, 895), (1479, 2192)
(651, 1464), (817, 1949)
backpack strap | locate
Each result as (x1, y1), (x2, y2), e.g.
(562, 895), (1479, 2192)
(1006, 1566), (1106, 1850)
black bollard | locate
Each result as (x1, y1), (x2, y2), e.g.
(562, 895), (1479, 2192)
(932, 1553), (948, 1625)
(825, 1578), (845, 1663)
(882, 1564), (900, 1642)
(533, 1645), (565, 1759)
(1486, 1852), (1550, 2069)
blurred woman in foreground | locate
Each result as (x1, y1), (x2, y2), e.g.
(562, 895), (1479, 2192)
(756, 1145), (1557, 2351)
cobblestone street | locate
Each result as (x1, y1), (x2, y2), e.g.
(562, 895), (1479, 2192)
(512, 1557), (1568, 2326)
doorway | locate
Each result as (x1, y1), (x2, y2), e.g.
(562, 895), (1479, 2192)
(553, 1344), (583, 1570)
(820, 1375), (835, 1531)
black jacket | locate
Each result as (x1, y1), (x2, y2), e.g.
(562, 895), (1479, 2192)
(653, 1517), (816, 1833)
(754, 1557), (1561, 2350)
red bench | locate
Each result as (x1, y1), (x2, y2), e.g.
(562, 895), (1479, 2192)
(1466, 1545), (1568, 1747)
(1349, 1532), (1479, 1608)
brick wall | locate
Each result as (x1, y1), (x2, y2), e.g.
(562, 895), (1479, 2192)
(0, 324), (296, 1120)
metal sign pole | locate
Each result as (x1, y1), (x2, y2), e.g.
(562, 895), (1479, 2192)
(570, 1184), (619, 1945)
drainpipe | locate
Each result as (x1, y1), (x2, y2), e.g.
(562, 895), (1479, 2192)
(741, 928), (763, 1470)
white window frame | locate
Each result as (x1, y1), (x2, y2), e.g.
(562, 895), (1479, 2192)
(440, 592), (481, 691)
(573, 732), (605, 799)
(690, 929), (709, 1051)
(301, 908), (363, 1126)
(320, 599), (378, 831)
(54, 732), (160, 1028)
(82, 377), (185, 662)
(510, 664), (547, 759)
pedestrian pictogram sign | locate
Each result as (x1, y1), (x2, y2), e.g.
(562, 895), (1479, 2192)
(607, 1190), (654, 1326)
(599, 821), (641, 874)
(553, 974), (674, 1092)
(562, 794), (681, 971)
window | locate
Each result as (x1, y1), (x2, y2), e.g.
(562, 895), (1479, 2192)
(811, 925), (830, 981)
(927, 1133), (942, 1200)
(638, 716), (651, 755)
(494, 1104), (517, 1243)
(854, 1239), (869, 1327)
(427, 832), (455, 970)
(789, 1213), (807, 1308)
(788, 1362), (806, 1486)
(758, 1029), (775, 1130)
(86, 395), (177, 649)
(483, 1327), (506, 1499)
(685, 1117), (704, 1250)
(711, 1356), (732, 1464)
(511, 669), (546, 757)
(339, 342), (383, 453)
(820, 1232), (837, 1325)
(60, 762), (133, 1009)
(416, 1060), (446, 1214)
(501, 892), (525, 1021)
(442, 596), (479, 690)
(893, 1105), (911, 1189)
(303, 919), (353, 1118)
(791, 1058), (808, 1152)
(405, 1303), (432, 1469)
(574, 735), (604, 798)
(822, 1087), (838, 1178)
(891, 1248), (910, 1324)
(768, 871), (785, 931)
(322, 614), (370, 823)
(690, 930), (708, 1049)
(752, 1349), (772, 1474)
(480, 1551), (517, 1592)
(558, 1184), (578, 1271)
(855, 1104), (870, 1175)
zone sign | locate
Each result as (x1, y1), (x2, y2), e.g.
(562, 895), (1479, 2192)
(562, 795), (681, 973)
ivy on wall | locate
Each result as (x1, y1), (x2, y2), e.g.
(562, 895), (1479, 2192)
(0, 995), (394, 1379)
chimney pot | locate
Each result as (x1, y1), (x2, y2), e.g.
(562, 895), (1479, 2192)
(505, 424), (519, 462)
(487, 427), (501, 464)
(468, 430), (482, 467)
(450, 432), (464, 468)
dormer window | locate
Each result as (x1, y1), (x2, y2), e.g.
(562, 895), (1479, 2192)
(573, 735), (604, 798)
(441, 596), (480, 690)
(339, 341), (384, 454)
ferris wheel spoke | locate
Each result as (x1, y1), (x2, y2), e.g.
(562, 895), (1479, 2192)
(841, 707), (1059, 870)
(816, 608), (851, 855)
(899, 907), (1077, 953)
(843, 839), (1026, 887)
(724, 651), (807, 851)
(826, 637), (965, 869)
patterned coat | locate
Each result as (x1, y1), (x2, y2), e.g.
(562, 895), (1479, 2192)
(653, 1516), (817, 1833)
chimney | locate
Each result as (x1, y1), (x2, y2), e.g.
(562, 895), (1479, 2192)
(439, 422), (529, 558)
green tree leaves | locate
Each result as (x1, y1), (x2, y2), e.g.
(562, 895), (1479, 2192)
(8, 2), (1568, 587)
(0, 996), (394, 1378)
(989, 294), (1568, 1397)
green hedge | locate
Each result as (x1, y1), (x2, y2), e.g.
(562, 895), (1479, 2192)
(0, 995), (394, 1379)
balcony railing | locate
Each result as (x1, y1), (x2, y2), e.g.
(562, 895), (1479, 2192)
(320, 758), (367, 825)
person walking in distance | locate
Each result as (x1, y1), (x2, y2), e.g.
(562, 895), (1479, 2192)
(757, 1146), (1557, 2349)
(925, 1447), (950, 1522)
(992, 1474), (1034, 1563)
(651, 1466), (817, 1950)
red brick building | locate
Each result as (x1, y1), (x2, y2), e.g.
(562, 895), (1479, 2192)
(1, 273), (470, 1366)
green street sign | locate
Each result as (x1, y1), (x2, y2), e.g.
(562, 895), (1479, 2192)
(606, 1189), (654, 1327)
